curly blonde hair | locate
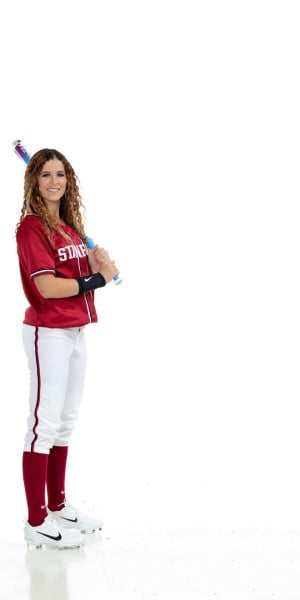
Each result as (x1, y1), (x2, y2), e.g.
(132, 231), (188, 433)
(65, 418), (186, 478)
(15, 148), (86, 242)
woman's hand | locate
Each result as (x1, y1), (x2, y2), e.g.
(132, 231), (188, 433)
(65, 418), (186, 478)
(98, 260), (119, 284)
(88, 245), (111, 273)
(88, 245), (119, 283)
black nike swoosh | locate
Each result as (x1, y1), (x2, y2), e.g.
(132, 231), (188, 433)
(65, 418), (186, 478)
(61, 517), (78, 523)
(37, 531), (62, 541)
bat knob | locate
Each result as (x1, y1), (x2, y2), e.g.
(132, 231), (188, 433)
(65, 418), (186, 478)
(113, 275), (123, 285)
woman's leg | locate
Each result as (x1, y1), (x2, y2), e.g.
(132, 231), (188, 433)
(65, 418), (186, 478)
(47, 328), (102, 533)
(22, 325), (75, 524)
(22, 452), (48, 526)
(47, 327), (87, 509)
(47, 446), (68, 511)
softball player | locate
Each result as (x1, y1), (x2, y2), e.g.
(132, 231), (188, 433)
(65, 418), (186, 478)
(16, 148), (119, 549)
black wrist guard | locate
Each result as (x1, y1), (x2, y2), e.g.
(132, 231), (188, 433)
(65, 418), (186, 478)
(77, 273), (106, 294)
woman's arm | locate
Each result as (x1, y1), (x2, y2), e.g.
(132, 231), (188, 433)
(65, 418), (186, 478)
(33, 274), (79, 299)
(34, 258), (119, 299)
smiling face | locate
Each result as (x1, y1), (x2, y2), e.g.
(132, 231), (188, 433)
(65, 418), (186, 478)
(38, 159), (67, 212)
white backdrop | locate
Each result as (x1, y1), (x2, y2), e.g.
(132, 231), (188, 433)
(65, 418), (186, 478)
(1, 0), (300, 533)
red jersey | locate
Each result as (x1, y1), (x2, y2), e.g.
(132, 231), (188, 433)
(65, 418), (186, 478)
(16, 215), (98, 328)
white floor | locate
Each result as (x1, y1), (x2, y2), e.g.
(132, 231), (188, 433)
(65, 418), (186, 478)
(1, 527), (300, 599)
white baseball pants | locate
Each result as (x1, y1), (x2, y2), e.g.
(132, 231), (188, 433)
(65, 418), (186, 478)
(22, 324), (87, 453)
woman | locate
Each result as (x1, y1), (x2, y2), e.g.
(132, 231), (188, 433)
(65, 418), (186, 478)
(16, 148), (119, 549)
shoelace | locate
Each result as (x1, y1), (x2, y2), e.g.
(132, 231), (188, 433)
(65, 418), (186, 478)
(44, 515), (67, 531)
(58, 500), (83, 517)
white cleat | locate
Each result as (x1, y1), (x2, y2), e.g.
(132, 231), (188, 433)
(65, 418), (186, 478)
(24, 515), (85, 550)
(48, 501), (103, 534)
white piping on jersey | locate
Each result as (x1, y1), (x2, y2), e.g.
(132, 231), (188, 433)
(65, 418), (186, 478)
(31, 268), (56, 278)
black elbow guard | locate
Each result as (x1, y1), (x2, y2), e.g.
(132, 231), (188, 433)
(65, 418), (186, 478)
(77, 273), (106, 294)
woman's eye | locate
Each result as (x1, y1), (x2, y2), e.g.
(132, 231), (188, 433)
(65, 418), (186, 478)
(40, 172), (65, 178)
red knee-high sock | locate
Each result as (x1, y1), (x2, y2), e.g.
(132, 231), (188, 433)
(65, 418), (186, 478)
(47, 446), (68, 511)
(22, 451), (48, 527)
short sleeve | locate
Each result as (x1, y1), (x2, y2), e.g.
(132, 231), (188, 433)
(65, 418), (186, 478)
(17, 217), (56, 279)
